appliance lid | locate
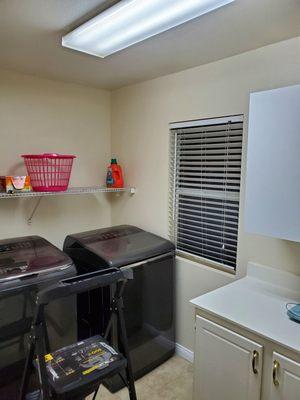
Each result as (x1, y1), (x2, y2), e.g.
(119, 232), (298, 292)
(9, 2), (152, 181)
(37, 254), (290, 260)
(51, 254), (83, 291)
(0, 236), (73, 282)
(65, 225), (175, 268)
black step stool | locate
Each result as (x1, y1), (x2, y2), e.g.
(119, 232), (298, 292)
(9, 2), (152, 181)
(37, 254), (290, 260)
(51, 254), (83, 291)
(19, 268), (137, 400)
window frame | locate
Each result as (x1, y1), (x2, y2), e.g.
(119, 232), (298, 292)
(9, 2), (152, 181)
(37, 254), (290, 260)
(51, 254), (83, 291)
(169, 114), (244, 274)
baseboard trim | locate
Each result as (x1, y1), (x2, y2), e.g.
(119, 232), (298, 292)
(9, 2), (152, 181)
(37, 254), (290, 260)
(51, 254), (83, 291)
(175, 342), (194, 363)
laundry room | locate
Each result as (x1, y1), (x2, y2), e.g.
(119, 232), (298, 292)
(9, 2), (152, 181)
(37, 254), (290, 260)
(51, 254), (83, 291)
(0, 1), (300, 400)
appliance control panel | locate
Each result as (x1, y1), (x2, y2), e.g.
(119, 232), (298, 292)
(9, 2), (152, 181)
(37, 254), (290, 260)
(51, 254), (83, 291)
(96, 227), (138, 242)
(0, 241), (32, 253)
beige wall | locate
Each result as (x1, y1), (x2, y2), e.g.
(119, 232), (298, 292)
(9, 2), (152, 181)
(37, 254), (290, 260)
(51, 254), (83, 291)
(0, 69), (111, 248)
(111, 37), (300, 351)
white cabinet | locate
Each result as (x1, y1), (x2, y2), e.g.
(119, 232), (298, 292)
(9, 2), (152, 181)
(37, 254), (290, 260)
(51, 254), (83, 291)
(194, 316), (263, 400)
(245, 84), (300, 242)
(191, 264), (300, 400)
(269, 352), (300, 400)
(193, 315), (300, 400)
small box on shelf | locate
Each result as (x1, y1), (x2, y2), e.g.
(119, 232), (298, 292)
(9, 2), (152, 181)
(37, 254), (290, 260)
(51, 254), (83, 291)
(0, 176), (32, 194)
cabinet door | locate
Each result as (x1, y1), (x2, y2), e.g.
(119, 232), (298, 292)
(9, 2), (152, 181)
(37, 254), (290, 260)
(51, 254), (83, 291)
(245, 84), (300, 241)
(270, 352), (300, 400)
(194, 316), (263, 400)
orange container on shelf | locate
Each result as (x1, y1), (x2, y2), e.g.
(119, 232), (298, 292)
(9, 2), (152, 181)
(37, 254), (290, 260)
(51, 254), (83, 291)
(106, 158), (124, 188)
(0, 176), (32, 193)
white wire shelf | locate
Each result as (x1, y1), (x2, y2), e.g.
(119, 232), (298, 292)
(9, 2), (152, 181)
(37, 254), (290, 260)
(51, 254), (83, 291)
(0, 186), (136, 199)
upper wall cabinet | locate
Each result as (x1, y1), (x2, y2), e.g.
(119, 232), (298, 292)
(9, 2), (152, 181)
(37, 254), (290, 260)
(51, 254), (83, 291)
(245, 84), (300, 242)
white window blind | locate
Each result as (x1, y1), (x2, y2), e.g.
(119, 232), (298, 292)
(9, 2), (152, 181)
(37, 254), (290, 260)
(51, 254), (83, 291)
(169, 115), (243, 271)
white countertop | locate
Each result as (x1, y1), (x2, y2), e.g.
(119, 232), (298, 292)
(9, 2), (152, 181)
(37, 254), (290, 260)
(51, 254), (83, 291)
(190, 263), (300, 353)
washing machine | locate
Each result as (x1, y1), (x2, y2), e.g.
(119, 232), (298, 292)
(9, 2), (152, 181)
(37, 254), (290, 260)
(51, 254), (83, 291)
(64, 225), (175, 392)
(0, 235), (77, 399)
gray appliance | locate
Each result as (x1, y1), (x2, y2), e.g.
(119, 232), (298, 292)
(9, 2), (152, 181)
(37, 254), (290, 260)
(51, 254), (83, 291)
(0, 236), (76, 400)
(63, 225), (175, 392)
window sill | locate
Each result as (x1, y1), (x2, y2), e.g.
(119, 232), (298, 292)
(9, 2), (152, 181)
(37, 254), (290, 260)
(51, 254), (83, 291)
(176, 250), (237, 276)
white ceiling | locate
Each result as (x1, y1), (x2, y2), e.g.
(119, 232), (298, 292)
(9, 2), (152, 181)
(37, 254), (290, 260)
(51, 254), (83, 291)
(0, 0), (299, 90)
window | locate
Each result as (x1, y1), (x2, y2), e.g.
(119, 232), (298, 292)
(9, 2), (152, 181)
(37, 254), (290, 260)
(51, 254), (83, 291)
(169, 115), (243, 271)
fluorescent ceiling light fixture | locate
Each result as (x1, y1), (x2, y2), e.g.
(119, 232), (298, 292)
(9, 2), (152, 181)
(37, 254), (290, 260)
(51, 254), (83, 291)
(62, 0), (235, 58)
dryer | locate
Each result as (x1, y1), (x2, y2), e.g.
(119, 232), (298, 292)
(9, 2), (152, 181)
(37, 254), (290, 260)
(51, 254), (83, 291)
(0, 236), (76, 399)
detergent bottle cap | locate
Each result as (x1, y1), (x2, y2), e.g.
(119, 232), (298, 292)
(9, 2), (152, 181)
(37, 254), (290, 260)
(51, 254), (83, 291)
(111, 158), (117, 164)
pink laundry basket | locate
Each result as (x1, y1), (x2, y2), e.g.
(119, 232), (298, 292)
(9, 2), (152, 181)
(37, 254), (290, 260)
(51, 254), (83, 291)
(22, 153), (76, 192)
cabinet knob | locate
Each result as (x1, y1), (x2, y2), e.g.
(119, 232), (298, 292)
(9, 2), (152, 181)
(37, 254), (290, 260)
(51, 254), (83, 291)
(252, 350), (259, 374)
(272, 360), (280, 386)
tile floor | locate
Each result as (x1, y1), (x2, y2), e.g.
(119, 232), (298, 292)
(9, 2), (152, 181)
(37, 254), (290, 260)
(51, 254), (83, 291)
(89, 356), (193, 400)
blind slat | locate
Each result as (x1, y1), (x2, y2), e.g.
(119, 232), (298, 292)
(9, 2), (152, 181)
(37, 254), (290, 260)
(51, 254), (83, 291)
(178, 136), (242, 144)
(178, 182), (240, 191)
(176, 158), (241, 165)
(180, 211), (238, 229)
(178, 196), (239, 207)
(177, 221), (237, 240)
(178, 166), (241, 171)
(178, 201), (239, 213)
(178, 227), (237, 244)
(179, 178), (241, 183)
(178, 206), (239, 220)
(178, 232), (237, 249)
(179, 154), (242, 160)
(176, 188), (240, 201)
(178, 143), (243, 150)
(177, 221), (238, 238)
(178, 231), (237, 246)
(179, 172), (241, 178)
(178, 216), (238, 233)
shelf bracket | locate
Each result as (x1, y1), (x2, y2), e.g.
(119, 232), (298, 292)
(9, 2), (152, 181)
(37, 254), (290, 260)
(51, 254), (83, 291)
(27, 197), (43, 225)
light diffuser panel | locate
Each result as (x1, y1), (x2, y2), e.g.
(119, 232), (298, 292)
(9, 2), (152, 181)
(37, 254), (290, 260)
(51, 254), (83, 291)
(62, 0), (235, 58)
